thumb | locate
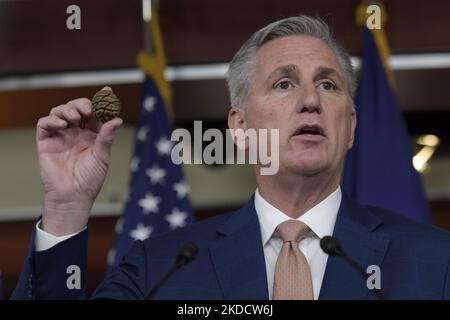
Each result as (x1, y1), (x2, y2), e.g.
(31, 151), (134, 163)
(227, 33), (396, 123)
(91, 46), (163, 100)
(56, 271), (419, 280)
(93, 117), (123, 164)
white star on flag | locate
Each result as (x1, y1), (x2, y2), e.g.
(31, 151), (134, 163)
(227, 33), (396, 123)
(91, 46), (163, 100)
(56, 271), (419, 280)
(137, 126), (149, 142)
(138, 193), (161, 214)
(144, 96), (157, 112)
(173, 181), (190, 199)
(146, 165), (167, 184)
(166, 208), (188, 229)
(155, 136), (173, 156)
(130, 157), (140, 173)
(129, 223), (152, 241)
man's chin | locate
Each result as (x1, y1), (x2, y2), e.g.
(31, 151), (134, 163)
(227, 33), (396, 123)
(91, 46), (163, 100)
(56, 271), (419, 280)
(284, 159), (328, 177)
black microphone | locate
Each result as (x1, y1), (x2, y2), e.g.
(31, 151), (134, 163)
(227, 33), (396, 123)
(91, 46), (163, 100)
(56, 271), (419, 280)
(320, 236), (385, 300)
(145, 241), (198, 300)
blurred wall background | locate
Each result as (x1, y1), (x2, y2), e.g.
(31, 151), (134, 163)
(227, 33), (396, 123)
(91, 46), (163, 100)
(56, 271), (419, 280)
(1, 0), (450, 297)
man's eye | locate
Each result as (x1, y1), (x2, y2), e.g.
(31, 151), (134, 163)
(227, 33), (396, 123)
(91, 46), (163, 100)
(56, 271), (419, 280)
(318, 81), (336, 91)
(274, 81), (293, 90)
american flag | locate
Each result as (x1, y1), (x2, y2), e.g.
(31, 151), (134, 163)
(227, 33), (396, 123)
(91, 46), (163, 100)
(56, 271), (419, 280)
(108, 76), (195, 267)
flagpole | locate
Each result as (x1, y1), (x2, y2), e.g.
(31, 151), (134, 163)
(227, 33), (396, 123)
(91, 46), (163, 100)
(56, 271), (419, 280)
(356, 0), (395, 87)
(142, 0), (154, 55)
(140, 0), (174, 121)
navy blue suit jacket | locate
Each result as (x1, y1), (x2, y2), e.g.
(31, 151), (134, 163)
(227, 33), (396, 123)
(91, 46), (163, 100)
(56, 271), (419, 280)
(12, 193), (450, 299)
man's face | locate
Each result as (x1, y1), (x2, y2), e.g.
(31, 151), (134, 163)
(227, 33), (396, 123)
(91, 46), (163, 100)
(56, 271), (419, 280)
(234, 35), (356, 177)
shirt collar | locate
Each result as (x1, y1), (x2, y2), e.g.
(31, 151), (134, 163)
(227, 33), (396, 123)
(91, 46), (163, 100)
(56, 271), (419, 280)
(254, 187), (342, 246)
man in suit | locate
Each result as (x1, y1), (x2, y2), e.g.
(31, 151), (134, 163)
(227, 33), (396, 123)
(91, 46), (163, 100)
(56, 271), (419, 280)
(12, 15), (450, 300)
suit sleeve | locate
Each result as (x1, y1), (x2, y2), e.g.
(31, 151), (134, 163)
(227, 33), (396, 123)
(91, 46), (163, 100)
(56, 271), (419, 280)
(91, 240), (149, 300)
(11, 226), (88, 300)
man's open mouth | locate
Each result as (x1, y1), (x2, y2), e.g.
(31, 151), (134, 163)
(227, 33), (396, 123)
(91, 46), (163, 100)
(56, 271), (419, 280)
(293, 124), (325, 137)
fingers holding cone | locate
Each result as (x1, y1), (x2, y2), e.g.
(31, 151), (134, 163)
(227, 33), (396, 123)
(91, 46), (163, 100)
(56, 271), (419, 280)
(93, 117), (123, 166)
(37, 85), (123, 148)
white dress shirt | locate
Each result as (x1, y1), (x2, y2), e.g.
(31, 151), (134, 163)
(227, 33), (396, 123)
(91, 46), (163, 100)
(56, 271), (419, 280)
(254, 187), (341, 300)
(35, 221), (85, 251)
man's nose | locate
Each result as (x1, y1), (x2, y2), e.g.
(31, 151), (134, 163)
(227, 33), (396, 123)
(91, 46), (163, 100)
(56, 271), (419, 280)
(296, 84), (321, 114)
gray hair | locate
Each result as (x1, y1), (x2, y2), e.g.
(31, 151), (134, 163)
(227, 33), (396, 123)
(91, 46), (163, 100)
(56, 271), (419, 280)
(226, 15), (356, 107)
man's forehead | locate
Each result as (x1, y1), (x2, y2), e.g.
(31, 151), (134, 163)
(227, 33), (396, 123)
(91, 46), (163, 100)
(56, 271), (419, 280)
(255, 35), (342, 76)
(268, 64), (343, 81)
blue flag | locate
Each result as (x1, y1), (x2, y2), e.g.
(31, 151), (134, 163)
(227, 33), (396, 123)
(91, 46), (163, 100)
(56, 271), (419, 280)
(343, 28), (430, 223)
(108, 76), (195, 266)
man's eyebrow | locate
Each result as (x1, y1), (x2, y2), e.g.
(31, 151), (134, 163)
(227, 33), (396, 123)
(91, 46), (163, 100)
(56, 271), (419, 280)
(314, 66), (344, 83)
(266, 64), (299, 82)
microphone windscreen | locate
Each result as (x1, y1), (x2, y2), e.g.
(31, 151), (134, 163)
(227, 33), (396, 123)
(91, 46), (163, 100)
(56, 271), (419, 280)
(320, 236), (342, 256)
(177, 241), (198, 264)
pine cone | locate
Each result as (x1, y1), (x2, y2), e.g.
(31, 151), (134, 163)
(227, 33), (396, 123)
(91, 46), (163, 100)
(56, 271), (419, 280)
(91, 89), (121, 123)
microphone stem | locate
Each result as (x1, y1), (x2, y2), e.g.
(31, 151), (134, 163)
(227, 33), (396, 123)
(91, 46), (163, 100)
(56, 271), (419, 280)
(340, 252), (385, 300)
(341, 252), (367, 278)
(145, 263), (180, 300)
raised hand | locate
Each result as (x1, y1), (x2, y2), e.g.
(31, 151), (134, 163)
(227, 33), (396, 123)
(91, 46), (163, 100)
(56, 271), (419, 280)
(37, 87), (123, 236)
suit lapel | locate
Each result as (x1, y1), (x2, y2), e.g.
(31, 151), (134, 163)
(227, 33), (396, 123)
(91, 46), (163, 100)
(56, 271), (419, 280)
(209, 197), (269, 299)
(319, 193), (391, 300)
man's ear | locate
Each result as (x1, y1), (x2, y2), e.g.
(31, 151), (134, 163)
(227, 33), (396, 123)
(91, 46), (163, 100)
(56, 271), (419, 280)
(228, 106), (246, 130)
(228, 106), (248, 150)
(348, 107), (357, 149)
